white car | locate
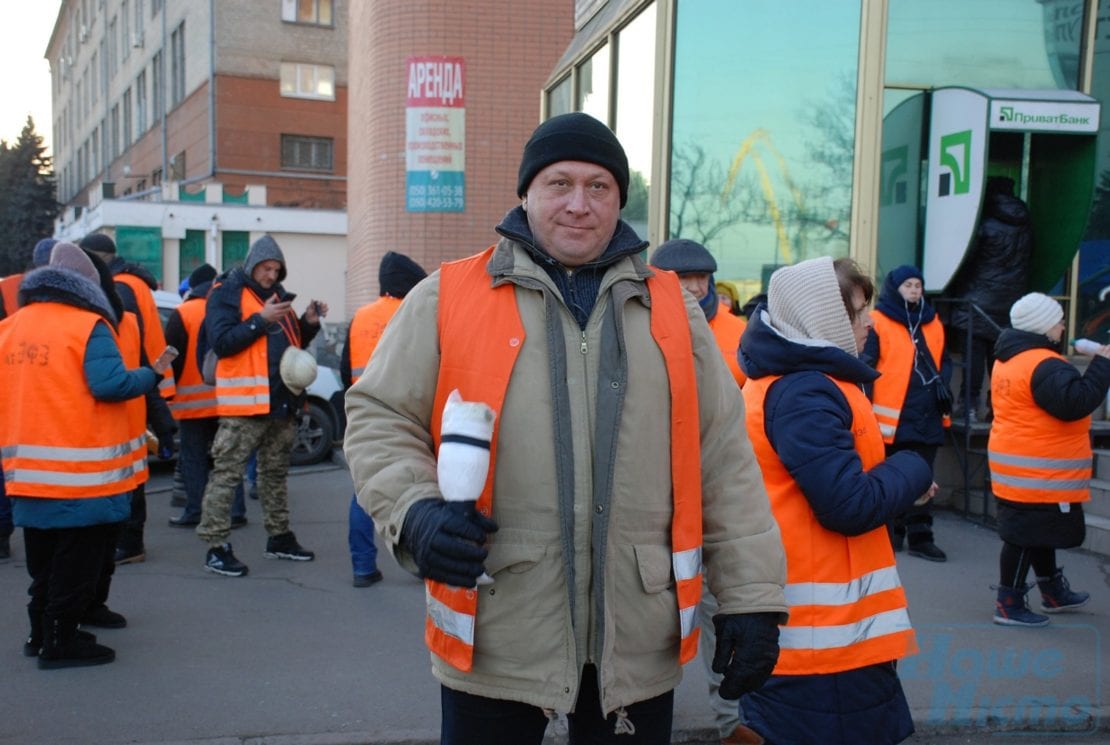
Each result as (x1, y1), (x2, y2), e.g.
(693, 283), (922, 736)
(154, 290), (343, 466)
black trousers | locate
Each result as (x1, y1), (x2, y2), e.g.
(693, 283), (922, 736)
(25, 523), (113, 624)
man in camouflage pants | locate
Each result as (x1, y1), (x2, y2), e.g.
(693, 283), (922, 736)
(196, 235), (328, 577)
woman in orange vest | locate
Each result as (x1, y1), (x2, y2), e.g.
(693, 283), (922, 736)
(737, 257), (936, 744)
(861, 265), (951, 562)
(988, 293), (1110, 627)
(0, 242), (163, 669)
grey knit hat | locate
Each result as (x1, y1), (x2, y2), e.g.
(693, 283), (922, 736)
(1010, 292), (1063, 335)
(650, 239), (717, 275)
(767, 256), (857, 356)
(50, 241), (100, 285)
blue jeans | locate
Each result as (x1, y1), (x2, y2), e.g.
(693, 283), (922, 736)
(440, 665), (674, 744)
(178, 418), (245, 522)
(348, 494), (378, 576)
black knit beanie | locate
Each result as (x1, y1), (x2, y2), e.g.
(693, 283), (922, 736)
(517, 112), (630, 207)
(379, 251), (427, 298)
(188, 263), (218, 288)
(650, 238), (718, 274)
(79, 232), (117, 255)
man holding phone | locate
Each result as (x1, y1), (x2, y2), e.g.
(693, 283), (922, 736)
(197, 235), (327, 577)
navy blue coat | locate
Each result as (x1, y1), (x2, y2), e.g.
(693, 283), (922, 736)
(738, 307), (931, 744)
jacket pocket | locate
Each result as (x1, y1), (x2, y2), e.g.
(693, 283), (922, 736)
(633, 543), (674, 593)
(484, 542), (546, 576)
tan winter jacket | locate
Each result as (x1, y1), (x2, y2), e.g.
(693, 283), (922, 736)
(343, 238), (786, 716)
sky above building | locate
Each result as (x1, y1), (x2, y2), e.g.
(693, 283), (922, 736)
(0, 1), (62, 154)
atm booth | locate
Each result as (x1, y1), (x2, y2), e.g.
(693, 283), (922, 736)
(878, 87), (1100, 310)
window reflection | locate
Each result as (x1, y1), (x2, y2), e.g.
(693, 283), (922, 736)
(577, 43), (610, 123)
(1078, 2), (1110, 342)
(548, 75), (572, 117)
(670, 0), (859, 299)
(615, 4), (655, 237)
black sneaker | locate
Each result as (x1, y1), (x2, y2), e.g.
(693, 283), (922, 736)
(231, 515), (248, 529)
(205, 544), (249, 577)
(114, 545), (146, 565)
(353, 570), (384, 588)
(908, 541), (947, 562)
(264, 531), (315, 561)
(80, 604), (127, 629)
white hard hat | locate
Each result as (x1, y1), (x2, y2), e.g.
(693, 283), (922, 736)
(279, 346), (317, 394)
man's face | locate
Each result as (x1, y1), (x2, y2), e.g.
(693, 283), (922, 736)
(252, 259), (282, 289)
(523, 160), (621, 267)
(678, 273), (711, 301)
(850, 285), (873, 354)
(897, 277), (923, 304)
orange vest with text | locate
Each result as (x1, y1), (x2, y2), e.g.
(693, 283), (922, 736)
(0, 303), (142, 498)
(870, 311), (949, 443)
(0, 273), (23, 317)
(115, 272), (175, 400)
(988, 348), (1092, 504)
(168, 297), (219, 419)
(743, 374), (917, 675)
(117, 311), (150, 488)
(348, 295), (402, 384)
(709, 302), (747, 387)
(424, 248), (704, 673)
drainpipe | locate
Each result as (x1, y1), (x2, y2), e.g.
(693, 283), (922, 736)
(160, 2), (168, 181)
(208, 0), (216, 177)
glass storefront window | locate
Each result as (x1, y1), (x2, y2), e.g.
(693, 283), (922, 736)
(577, 43), (610, 124)
(1078, 2), (1110, 343)
(670, 0), (860, 298)
(615, 4), (656, 237)
(886, 0), (1080, 90)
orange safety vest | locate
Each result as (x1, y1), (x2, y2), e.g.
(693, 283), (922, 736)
(117, 311), (150, 488)
(0, 273), (23, 318)
(743, 374), (917, 675)
(213, 286), (300, 416)
(709, 302), (747, 387)
(168, 297), (219, 419)
(348, 295), (402, 384)
(0, 303), (143, 498)
(988, 348), (1092, 504)
(870, 311), (949, 443)
(424, 248), (704, 673)
(115, 272), (176, 400)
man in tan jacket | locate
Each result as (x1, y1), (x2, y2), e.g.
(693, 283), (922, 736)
(344, 113), (787, 744)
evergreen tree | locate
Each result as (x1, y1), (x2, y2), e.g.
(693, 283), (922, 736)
(0, 117), (58, 276)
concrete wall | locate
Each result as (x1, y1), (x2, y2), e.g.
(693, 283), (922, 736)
(345, 1), (576, 314)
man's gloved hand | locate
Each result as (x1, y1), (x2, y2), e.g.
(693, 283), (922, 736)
(401, 498), (498, 587)
(712, 612), (781, 699)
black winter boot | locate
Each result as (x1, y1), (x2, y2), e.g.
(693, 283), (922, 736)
(1037, 569), (1090, 613)
(38, 618), (115, 669)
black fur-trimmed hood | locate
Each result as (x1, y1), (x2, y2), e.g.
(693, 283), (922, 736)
(17, 266), (117, 326)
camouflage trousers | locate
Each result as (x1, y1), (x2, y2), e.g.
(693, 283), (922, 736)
(197, 416), (295, 546)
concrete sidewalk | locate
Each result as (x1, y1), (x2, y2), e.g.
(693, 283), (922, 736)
(1, 460), (1107, 744)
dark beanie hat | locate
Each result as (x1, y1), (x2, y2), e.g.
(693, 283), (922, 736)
(651, 238), (717, 275)
(887, 264), (923, 289)
(379, 251), (427, 299)
(80, 232), (117, 255)
(32, 238), (57, 267)
(188, 263), (218, 288)
(516, 112), (630, 207)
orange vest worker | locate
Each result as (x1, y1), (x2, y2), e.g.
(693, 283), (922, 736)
(169, 296), (219, 419)
(348, 295), (402, 384)
(870, 311), (949, 443)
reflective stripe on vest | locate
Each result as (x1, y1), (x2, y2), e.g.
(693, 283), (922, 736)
(423, 248), (703, 672)
(349, 296), (402, 384)
(743, 374), (916, 674)
(988, 348), (1092, 503)
(870, 311), (947, 443)
(169, 297), (218, 419)
(0, 302), (139, 498)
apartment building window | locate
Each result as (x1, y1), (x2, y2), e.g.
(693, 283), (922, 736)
(281, 134), (333, 172)
(152, 50), (163, 122)
(122, 88), (132, 147)
(91, 128), (100, 177)
(110, 104), (120, 159)
(170, 150), (185, 180)
(108, 16), (118, 77)
(279, 62), (335, 100)
(152, 167), (162, 185)
(101, 119), (109, 172)
(121, 1), (129, 60)
(281, 0), (333, 26)
(170, 21), (185, 106)
(152, 0), (162, 17)
(136, 71), (147, 131)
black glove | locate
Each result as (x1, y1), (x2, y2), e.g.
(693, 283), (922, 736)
(712, 612), (781, 699)
(401, 498), (498, 587)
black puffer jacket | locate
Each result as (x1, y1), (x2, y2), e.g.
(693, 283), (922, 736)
(947, 185), (1033, 340)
